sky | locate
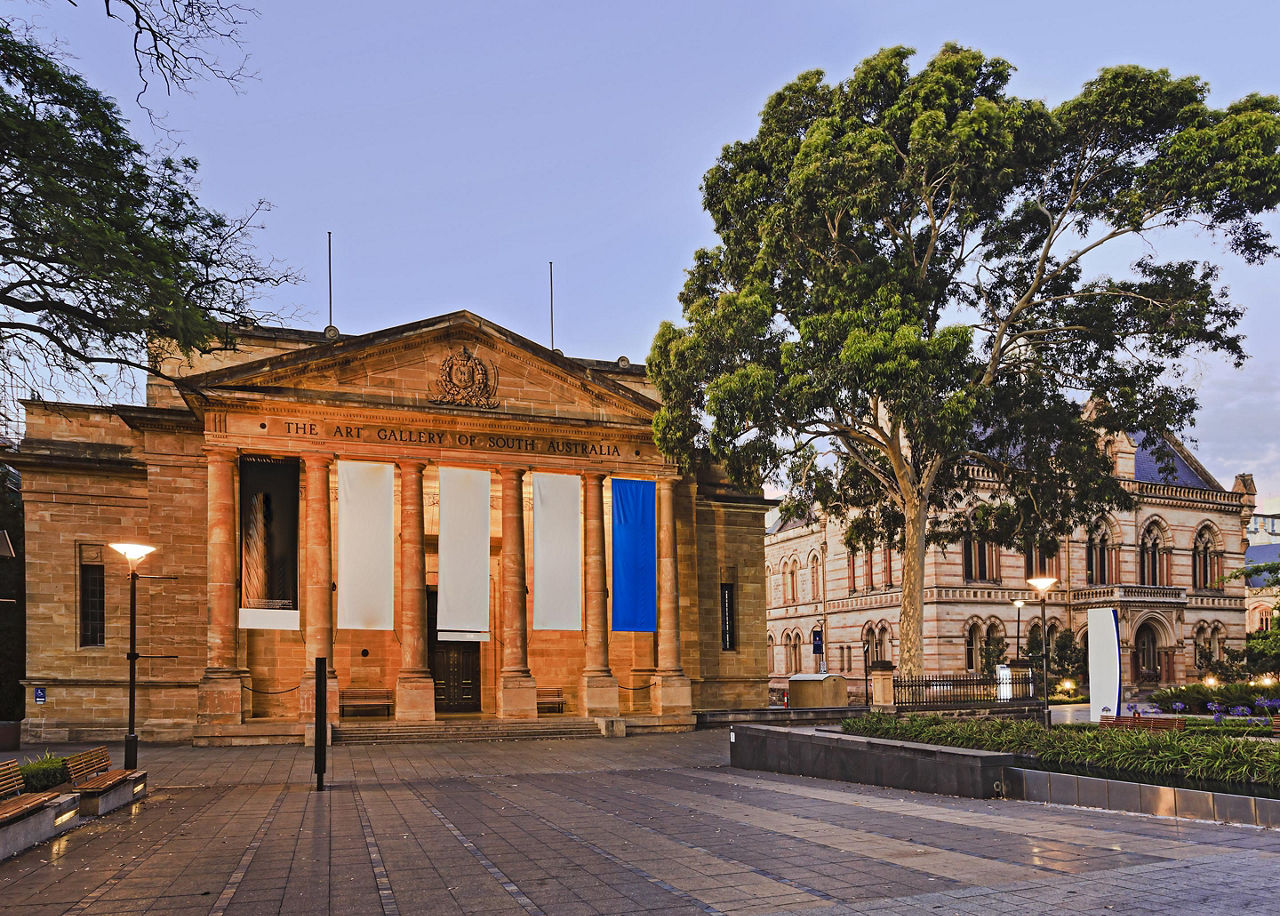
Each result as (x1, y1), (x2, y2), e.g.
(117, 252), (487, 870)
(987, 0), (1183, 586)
(20, 0), (1280, 512)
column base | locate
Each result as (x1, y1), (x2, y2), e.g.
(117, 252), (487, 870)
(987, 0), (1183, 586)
(298, 671), (340, 724)
(651, 673), (692, 717)
(395, 673), (437, 722)
(496, 675), (538, 720)
(580, 673), (620, 717)
(197, 669), (247, 726)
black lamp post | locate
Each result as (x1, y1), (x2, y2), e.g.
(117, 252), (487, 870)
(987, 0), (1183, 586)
(1028, 576), (1058, 727)
(109, 543), (156, 769)
(1012, 599), (1024, 658)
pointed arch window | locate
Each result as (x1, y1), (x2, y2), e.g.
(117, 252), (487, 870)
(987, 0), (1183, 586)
(788, 561), (798, 604)
(1139, 524), (1165, 586)
(1086, 526), (1114, 586)
(963, 533), (999, 583)
(965, 622), (982, 671)
(809, 557), (820, 602)
(1192, 527), (1222, 591)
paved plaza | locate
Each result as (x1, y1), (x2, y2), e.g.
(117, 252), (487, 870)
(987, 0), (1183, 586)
(3, 730), (1280, 915)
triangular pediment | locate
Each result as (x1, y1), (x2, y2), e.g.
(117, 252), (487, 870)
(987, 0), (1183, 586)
(183, 311), (658, 426)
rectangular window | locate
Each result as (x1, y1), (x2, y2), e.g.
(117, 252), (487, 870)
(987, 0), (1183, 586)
(239, 457), (301, 619)
(720, 583), (736, 651)
(79, 545), (105, 647)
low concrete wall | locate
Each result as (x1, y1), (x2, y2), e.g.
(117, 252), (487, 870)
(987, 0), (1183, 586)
(729, 725), (1019, 799)
(78, 771), (147, 817)
(0, 794), (79, 862)
(698, 707), (866, 729)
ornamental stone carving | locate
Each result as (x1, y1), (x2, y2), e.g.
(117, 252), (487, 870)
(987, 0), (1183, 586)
(431, 346), (499, 409)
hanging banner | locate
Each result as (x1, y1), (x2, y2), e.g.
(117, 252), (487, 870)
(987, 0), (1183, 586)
(337, 461), (395, 630)
(611, 478), (657, 632)
(532, 473), (582, 630)
(439, 466), (492, 641)
(1088, 607), (1122, 722)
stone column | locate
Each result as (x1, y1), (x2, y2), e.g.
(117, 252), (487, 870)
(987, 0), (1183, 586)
(498, 467), (537, 718)
(198, 448), (247, 726)
(301, 454), (338, 723)
(396, 460), (435, 721)
(652, 476), (692, 717)
(580, 472), (619, 716)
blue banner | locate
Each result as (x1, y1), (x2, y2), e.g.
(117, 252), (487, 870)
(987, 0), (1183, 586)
(611, 478), (657, 632)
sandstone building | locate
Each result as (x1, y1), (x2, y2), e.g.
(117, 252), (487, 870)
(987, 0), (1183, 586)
(11, 312), (768, 744)
(765, 434), (1256, 693)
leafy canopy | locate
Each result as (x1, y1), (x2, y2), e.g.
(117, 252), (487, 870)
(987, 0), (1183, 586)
(649, 45), (1280, 674)
(0, 24), (291, 430)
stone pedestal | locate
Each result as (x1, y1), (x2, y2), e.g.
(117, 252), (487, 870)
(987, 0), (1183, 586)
(395, 673), (437, 722)
(580, 673), (620, 717)
(651, 673), (693, 717)
(869, 660), (896, 711)
(497, 676), (538, 719)
(197, 670), (247, 725)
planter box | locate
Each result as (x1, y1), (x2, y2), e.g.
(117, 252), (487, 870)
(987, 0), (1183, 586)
(729, 724), (1020, 799)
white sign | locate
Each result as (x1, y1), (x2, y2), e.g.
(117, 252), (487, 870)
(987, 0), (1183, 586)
(995, 664), (1012, 701)
(1088, 607), (1122, 722)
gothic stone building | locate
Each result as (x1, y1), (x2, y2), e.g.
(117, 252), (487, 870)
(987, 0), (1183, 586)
(12, 312), (768, 744)
(766, 434), (1256, 693)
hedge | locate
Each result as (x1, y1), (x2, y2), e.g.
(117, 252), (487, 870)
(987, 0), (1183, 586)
(20, 751), (68, 792)
(841, 712), (1280, 791)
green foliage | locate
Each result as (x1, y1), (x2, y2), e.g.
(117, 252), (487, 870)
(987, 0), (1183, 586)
(1196, 643), (1250, 682)
(979, 634), (1007, 677)
(20, 751), (67, 792)
(1050, 630), (1088, 683)
(0, 24), (293, 428)
(1150, 682), (1280, 714)
(650, 43), (1280, 675)
(841, 712), (1280, 789)
(1245, 629), (1280, 676)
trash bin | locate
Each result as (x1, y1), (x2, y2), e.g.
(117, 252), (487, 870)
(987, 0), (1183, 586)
(787, 674), (848, 708)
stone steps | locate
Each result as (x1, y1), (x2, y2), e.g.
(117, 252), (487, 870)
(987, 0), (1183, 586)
(332, 718), (603, 745)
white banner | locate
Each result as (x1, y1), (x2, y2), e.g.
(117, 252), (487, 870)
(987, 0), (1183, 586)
(238, 607), (300, 630)
(337, 461), (395, 630)
(439, 467), (491, 641)
(532, 473), (582, 630)
(1088, 607), (1122, 722)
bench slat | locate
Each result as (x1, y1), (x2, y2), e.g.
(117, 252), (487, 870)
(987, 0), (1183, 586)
(66, 746), (115, 787)
(0, 759), (25, 800)
(0, 792), (58, 826)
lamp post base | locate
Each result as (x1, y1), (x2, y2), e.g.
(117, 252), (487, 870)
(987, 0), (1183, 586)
(124, 733), (138, 770)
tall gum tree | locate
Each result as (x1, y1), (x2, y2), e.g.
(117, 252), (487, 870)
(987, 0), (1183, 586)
(648, 45), (1280, 675)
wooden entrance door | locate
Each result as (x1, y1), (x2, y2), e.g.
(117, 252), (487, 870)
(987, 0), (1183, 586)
(427, 588), (482, 712)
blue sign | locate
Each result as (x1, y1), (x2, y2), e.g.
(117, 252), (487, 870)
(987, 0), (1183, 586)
(812, 629), (823, 655)
(34, 687), (46, 705)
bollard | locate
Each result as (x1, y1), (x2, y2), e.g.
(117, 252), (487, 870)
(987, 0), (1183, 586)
(315, 656), (326, 792)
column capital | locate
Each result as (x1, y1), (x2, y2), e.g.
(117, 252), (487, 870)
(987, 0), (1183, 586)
(498, 466), (527, 481)
(582, 471), (608, 484)
(301, 452), (335, 469)
(204, 446), (238, 462)
(396, 458), (426, 474)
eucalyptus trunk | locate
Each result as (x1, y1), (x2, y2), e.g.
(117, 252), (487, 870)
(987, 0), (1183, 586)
(897, 495), (929, 677)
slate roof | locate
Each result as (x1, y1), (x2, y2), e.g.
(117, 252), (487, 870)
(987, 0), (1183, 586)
(1131, 431), (1219, 490)
(1246, 543), (1280, 588)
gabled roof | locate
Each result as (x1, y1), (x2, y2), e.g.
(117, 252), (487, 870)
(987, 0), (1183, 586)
(177, 310), (660, 421)
(1131, 431), (1220, 491)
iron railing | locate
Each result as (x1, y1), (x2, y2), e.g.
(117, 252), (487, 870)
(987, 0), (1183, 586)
(893, 670), (1035, 709)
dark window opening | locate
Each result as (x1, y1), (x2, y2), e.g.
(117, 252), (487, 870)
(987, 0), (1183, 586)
(720, 583), (736, 651)
(239, 457), (301, 612)
(79, 558), (105, 648)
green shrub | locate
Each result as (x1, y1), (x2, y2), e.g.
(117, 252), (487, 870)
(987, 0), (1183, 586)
(20, 750), (67, 791)
(840, 712), (1280, 790)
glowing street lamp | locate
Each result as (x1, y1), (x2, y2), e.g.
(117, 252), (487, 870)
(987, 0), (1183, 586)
(109, 543), (156, 769)
(1028, 576), (1058, 726)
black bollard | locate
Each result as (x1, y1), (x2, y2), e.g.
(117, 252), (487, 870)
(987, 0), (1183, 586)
(315, 656), (326, 791)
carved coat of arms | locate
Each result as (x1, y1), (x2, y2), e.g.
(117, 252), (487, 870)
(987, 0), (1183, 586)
(431, 345), (499, 409)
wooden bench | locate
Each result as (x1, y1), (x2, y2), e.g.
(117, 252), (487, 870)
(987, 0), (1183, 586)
(339, 688), (394, 718)
(64, 746), (145, 816)
(1271, 716), (1280, 738)
(65, 746), (129, 795)
(1099, 714), (1186, 731)
(536, 687), (565, 715)
(0, 759), (58, 828)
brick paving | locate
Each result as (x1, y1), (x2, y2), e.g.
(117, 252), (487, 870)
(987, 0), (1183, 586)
(3, 730), (1280, 914)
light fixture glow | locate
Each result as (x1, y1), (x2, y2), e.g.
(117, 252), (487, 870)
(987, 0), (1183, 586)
(1204, 675), (1219, 687)
(1013, 599), (1025, 608)
(109, 543), (155, 569)
(1027, 576), (1058, 594)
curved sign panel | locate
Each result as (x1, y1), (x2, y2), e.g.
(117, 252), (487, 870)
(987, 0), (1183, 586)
(1088, 607), (1122, 722)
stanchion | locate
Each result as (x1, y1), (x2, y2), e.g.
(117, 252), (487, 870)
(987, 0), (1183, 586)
(315, 656), (326, 792)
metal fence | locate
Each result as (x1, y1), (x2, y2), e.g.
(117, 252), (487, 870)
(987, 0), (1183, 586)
(893, 670), (1035, 709)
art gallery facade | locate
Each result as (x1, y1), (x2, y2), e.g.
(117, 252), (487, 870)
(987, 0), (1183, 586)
(12, 312), (769, 745)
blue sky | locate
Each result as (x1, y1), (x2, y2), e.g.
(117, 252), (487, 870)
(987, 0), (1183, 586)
(24, 1), (1280, 511)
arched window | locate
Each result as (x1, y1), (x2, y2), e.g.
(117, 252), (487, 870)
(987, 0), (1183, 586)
(1023, 540), (1059, 580)
(1192, 527), (1221, 591)
(764, 565), (773, 608)
(767, 634), (775, 674)
(864, 550), (876, 591)
(864, 625), (879, 663)
(848, 550), (858, 594)
(877, 626), (890, 662)
(1194, 623), (1210, 669)
(1139, 523), (1164, 586)
(883, 547), (895, 588)
(965, 622), (981, 671)
(1046, 622), (1060, 659)
(809, 555), (821, 602)
(963, 525), (999, 583)
(788, 561), (798, 604)
(1086, 526), (1112, 585)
